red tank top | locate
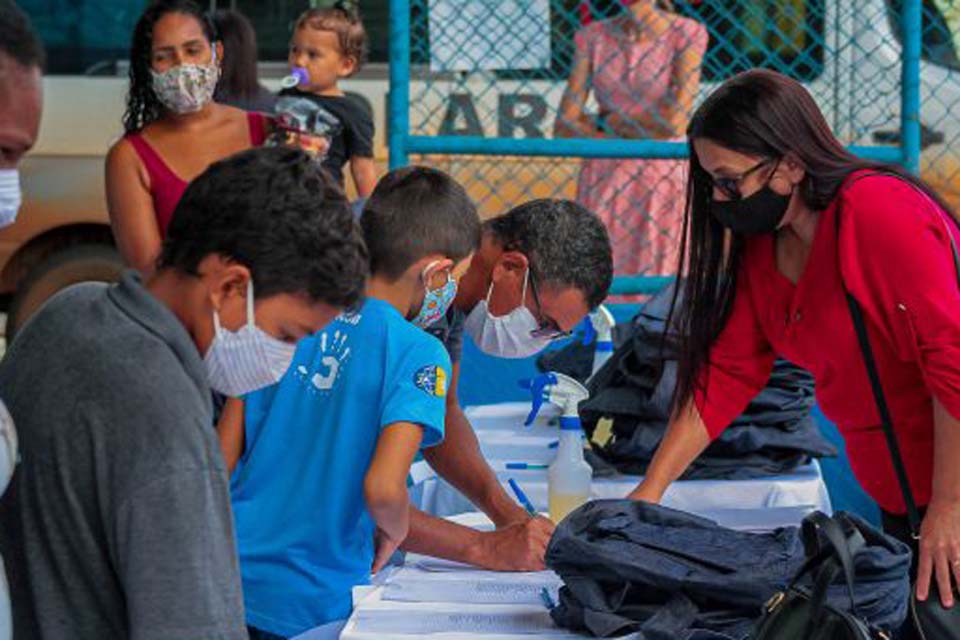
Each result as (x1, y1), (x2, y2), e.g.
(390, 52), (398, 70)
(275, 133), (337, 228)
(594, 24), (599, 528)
(125, 111), (268, 236)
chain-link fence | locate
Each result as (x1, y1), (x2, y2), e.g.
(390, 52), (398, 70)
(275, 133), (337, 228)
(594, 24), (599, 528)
(386, 0), (957, 293)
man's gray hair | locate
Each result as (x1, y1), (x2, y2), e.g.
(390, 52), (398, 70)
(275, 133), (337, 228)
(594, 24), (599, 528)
(485, 199), (613, 308)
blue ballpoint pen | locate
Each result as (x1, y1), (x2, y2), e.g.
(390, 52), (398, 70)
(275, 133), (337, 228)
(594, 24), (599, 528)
(507, 477), (538, 516)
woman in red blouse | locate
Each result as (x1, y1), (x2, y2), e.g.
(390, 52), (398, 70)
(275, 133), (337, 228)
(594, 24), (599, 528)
(628, 69), (960, 609)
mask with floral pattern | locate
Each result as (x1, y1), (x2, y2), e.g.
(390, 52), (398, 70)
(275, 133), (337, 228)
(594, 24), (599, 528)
(150, 49), (220, 115)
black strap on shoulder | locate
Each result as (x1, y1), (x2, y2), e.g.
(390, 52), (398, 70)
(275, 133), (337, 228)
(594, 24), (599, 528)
(835, 171), (960, 535)
(844, 293), (921, 532)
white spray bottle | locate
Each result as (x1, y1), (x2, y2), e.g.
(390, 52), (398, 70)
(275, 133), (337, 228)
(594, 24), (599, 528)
(588, 305), (616, 381)
(524, 372), (592, 523)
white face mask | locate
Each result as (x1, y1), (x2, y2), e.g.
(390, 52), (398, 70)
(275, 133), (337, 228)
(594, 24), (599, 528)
(0, 169), (23, 229)
(463, 269), (555, 359)
(0, 400), (17, 496)
(204, 281), (298, 397)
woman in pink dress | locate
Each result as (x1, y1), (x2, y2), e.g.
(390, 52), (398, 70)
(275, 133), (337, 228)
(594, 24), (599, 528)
(556, 1), (707, 278)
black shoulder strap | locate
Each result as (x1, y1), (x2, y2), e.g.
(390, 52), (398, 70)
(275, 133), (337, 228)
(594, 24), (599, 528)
(835, 172), (960, 535)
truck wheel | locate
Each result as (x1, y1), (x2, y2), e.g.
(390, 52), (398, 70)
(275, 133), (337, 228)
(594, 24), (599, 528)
(6, 244), (124, 341)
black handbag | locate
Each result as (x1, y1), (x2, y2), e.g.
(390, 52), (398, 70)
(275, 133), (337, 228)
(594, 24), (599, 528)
(839, 173), (960, 640)
(751, 511), (891, 640)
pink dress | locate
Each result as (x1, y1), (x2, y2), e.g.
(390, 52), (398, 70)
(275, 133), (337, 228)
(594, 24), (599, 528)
(574, 16), (708, 277)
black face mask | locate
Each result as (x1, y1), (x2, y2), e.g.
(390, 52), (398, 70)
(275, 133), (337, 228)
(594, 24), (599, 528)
(711, 185), (792, 236)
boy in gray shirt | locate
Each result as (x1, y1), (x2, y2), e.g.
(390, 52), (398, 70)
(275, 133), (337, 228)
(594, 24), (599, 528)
(0, 147), (367, 640)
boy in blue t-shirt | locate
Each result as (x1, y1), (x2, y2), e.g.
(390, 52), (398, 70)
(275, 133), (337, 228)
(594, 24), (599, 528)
(218, 166), (481, 639)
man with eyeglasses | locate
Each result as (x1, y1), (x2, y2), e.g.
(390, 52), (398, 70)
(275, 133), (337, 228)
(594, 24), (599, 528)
(408, 198), (613, 571)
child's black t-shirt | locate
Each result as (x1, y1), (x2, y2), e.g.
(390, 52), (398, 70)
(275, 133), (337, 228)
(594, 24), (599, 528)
(278, 88), (374, 186)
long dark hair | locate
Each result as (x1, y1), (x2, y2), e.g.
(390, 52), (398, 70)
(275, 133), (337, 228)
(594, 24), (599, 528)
(212, 9), (260, 103)
(669, 68), (952, 414)
(122, 0), (217, 134)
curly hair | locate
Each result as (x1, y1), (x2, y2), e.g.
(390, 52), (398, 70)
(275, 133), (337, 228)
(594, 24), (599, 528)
(294, 5), (367, 73)
(122, 0), (217, 134)
(159, 146), (368, 310)
(485, 199), (613, 309)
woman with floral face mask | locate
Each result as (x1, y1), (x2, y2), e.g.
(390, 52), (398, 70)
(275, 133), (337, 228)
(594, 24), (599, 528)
(106, 0), (270, 276)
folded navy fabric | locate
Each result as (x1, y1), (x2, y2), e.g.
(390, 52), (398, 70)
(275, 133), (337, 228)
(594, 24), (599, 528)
(539, 283), (836, 480)
(546, 501), (911, 639)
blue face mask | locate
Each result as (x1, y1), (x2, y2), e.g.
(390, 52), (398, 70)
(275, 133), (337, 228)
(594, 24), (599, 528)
(412, 262), (458, 329)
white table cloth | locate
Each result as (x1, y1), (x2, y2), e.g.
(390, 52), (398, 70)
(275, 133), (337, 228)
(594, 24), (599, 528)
(336, 508), (817, 639)
(414, 402), (833, 518)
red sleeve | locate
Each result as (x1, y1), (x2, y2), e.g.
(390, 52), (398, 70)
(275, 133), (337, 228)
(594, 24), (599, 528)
(838, 175), (960, 421)
(694, 264), (777, 439)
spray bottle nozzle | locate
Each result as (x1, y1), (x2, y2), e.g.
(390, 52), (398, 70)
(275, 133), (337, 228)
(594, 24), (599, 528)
(590, 306), (615, 342)
(521, 371), (589, 427)
(520, 373), (557, 426)
(588, 305), (617, 380)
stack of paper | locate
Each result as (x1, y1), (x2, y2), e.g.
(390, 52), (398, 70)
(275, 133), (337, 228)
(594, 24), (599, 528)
(351, 602), (574, 636)
(382, 566), (561, 605)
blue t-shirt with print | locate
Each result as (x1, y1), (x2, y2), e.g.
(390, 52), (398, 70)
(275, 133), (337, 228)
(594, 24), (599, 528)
(230, 298), (449, 637)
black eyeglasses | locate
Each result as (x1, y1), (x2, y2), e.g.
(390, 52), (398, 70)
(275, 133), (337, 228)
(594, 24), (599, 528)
(711, 158), (775, 201)
(528, 272), (572, 341)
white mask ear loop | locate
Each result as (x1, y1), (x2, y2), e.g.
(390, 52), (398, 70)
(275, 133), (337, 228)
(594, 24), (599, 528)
(245, 280), (256, 328)
(484, 279), (496, 304)
(212, 307), (223, 335)
(421, 260), (441, 286)
(520, 268), (530, 306)
(211, 44), (222, 83)
(485, 265), (531, 312)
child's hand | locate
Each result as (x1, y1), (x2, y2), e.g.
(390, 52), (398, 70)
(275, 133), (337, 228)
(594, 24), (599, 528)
(372, 526), (404, 574)
(297, 133), (331, 159)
